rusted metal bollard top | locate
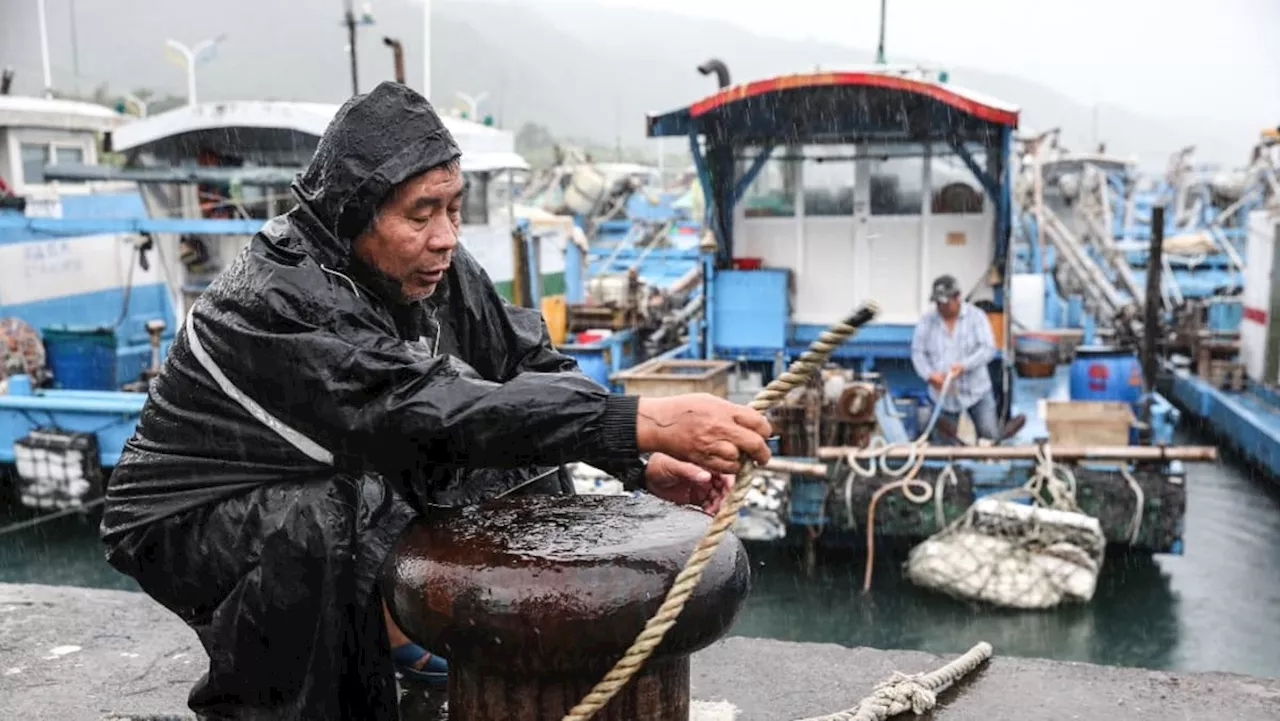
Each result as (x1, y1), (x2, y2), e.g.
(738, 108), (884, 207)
(384, 493), (750, 721)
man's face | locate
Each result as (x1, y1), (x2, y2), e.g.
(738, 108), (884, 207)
(936, 295), (961, 319)
(353, 163), (464, 302)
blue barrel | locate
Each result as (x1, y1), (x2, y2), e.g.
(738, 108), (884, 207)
(1068, 345), (1143, 405)
(42, 327), (118, 391)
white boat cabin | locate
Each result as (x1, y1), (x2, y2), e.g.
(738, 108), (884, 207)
(106, 100), (534, 313)
(0, 95), (124, 204)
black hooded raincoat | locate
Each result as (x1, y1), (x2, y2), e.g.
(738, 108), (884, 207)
(101, 81), (645, 720)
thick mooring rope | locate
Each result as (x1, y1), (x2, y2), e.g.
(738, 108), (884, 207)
(562, 302), (881, 721)
(791, 642), (994, 721)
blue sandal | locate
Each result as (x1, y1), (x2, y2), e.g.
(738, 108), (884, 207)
(392, 642), (449, 688)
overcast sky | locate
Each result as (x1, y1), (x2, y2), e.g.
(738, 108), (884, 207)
(534, 0), (1280, 126)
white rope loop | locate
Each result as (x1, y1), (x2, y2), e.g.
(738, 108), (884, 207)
(792, 642), (993, 721)
(562, 304), (879, 721)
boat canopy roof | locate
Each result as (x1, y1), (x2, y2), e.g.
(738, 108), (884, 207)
(110, 100), (528, 172)
(646, 70), (1019, 145)
(0, 95), (125, 133)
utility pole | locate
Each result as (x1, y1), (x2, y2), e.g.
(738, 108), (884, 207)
(875, 0), (888, 65)
(345, 0), (359, 95)
(342, 1), (375, 96)
(456, 91), (488, 119)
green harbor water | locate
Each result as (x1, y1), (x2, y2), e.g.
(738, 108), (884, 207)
(2, 431), (1278, 680)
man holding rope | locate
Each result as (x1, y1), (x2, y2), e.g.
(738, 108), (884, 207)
(99, 81), (771, 720)
(910, 274), (1010, 444)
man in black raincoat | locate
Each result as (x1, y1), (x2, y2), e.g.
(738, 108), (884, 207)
(100, 81), (772, 721)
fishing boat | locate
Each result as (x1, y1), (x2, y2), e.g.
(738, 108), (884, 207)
(69, 100), (553, 315)
(0, 93), (251, 516)
(1157, 128), (1280, 477)
(567, 62), (1224, 598)
(1013, 126), (1280, 480)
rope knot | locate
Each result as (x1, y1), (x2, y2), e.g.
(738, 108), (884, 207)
(870, 672), (937, 716)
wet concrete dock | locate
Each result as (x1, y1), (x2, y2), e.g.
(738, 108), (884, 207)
(2, 583), (1278, 720)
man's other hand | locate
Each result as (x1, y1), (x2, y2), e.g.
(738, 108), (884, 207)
(635, 394), (772, 475)
(949, 363), (964, 377)
(644, 453), (732, 514)
(928, 372), (946, 389)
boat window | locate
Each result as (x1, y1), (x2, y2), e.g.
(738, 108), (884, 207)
(487, 170), (514, 226)
(463, 171), (490, 225)
(869, 155), (925, 216)
(19, 142), (89, 186)
(931, 153), (986, 215)
(740, 148), (797, 218)
(802, 145), (855, 216)
(20, 144), (51, 185)
(54, 146), (85, 166)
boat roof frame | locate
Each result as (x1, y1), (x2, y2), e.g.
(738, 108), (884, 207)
(645, 71), (1021, 274)
(109, 100), (531, 173)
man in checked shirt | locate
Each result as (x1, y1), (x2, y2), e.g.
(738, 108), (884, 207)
(911, 274), (1019, 444)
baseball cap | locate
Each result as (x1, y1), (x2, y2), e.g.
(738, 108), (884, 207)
(929, 274), (961, 302)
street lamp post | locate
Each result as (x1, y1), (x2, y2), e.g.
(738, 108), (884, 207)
(456, 91), (488, 120)
(122, 92), (150, 117)
(165, 35), (227, 105)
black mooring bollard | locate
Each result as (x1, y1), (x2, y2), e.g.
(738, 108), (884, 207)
(384, 494), (750, 721)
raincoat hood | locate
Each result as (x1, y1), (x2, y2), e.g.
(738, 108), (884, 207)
(290, 81), (462, 265)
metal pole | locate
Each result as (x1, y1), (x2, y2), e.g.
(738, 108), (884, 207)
(69, 0), (81, 95)
(383, 37), (405, 84)
(1142, 205), (1165, 439)
(187, 57), (198, 106)
(345, 0), (359, 95)
(875, 0), (887, 64)
(422, 0), (432, 99)
(36, 0), (53, 98)
(816, 443), (1216, 462)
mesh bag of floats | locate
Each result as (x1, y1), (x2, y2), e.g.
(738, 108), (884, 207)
(904, 495), (1107, 610)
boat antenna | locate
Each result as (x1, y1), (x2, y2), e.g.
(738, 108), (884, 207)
(875, 0), (888, 64)
(697, 59), (731, 89)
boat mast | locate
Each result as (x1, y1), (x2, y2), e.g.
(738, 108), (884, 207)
(875, 0), (888, 65)
(36, 0), (53, 98)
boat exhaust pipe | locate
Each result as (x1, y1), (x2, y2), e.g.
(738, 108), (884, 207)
(383, 37), (405, 85)
(0, 67), (13, 96)
(697, 58), (730, 89)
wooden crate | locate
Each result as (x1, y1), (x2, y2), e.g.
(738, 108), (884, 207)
(1205, 359), (1246, 391)
(612, 359), (735, 398)
(1044, 401), (1135, 446)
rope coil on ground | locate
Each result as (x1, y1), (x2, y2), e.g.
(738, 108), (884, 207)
(791, 642), (994, 721)
(561, 303), (880, 721)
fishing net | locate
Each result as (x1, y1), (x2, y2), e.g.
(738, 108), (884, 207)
(0, 317), (48, 386)
(904, 448), (1107, 610)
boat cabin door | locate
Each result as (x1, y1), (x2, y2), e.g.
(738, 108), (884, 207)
(856, 142), (928, 324)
